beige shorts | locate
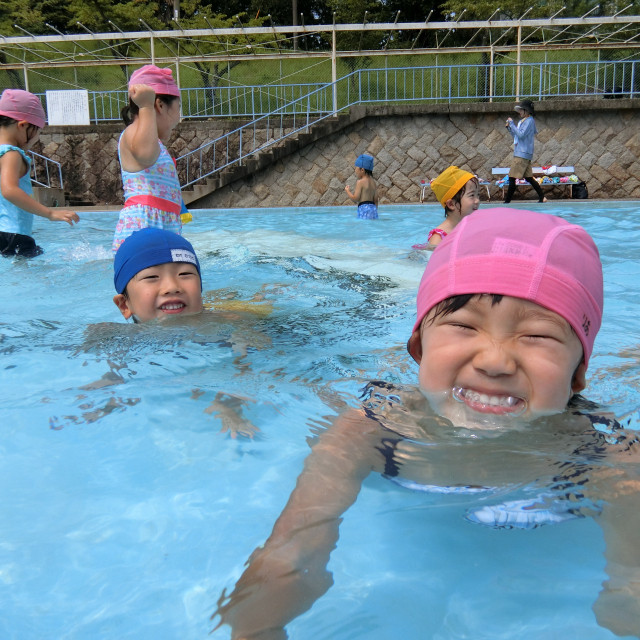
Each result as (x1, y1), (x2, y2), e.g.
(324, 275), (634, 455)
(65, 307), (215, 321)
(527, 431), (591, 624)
(509, 156), (533, 179)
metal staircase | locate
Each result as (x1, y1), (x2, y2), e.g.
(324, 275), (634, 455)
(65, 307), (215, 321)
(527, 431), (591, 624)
(177, 72), (365, 204)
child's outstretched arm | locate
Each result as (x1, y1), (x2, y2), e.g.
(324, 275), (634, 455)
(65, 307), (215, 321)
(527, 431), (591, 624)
(0, 152), (79, 225)
(345, 179), (363, 203)
(213, 408), (387, 639)
(121, 84), (161, 170)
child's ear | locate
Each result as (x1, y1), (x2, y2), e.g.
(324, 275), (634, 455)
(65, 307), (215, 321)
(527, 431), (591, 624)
(444, 199), (456, 211)
(407, 332), (422, 365)
(113, 294), (134, 320)
(571, 360), (587, 394)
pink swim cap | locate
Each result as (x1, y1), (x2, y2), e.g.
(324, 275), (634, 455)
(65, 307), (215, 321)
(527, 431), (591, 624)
(0, 89), (46, 129)
(409, 208), (603, 368)
(129, 65), (181, 98)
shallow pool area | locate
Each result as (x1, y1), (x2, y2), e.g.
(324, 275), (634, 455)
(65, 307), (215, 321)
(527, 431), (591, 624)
(2, 202), (640, 639)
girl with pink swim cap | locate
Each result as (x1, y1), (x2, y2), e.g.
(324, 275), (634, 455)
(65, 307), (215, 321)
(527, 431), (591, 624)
(112, 65), (185, 252)
(0, 89), (79, 257)
(211, 208), (640, 640)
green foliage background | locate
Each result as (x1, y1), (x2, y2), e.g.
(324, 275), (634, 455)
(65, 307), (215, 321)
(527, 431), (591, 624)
(0, 0), (638, 106)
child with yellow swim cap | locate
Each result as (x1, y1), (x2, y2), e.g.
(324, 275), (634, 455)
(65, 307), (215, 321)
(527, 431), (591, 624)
(413, 166), (480, 249)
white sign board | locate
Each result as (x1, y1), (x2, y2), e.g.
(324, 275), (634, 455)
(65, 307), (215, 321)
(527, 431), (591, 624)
(45, 90), (90, 126)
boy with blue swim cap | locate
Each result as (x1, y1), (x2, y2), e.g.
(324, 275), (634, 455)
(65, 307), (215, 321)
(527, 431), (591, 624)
(345, 154), (378, 219)
(113, 227), (203, 322)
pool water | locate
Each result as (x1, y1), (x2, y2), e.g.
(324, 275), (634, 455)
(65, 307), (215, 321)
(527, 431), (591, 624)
(1, 203), (640, 639)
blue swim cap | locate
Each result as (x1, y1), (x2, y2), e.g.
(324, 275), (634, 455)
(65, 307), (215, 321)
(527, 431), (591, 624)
(355, 154), (374, 172)
(114, 228), (201, 294)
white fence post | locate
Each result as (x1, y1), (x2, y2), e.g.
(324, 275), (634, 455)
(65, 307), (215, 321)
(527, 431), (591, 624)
(331, 27), (337, 115)
(516, 24), (522, 100)
(489, 46), (494, 102)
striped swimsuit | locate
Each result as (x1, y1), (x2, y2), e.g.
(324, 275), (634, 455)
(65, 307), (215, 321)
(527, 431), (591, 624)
(112, 136), (182, 252)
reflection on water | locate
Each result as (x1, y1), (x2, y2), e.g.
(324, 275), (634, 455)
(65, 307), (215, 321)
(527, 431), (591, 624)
(1, 205), (640, 639)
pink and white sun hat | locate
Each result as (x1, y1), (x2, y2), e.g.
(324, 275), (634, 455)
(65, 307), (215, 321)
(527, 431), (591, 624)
(408, 208), (604, 368)
(0, 89), (46, 129)
(129, 65), (181, 97)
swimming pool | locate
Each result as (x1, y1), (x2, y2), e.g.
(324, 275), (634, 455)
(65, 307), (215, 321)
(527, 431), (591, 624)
(1, 203), (640, 639)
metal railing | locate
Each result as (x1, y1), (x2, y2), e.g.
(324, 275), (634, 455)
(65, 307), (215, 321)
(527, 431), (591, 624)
(353, 60), (639, 103)
(28, 150), (64, 190)
(34, 83), (331, 123)
(176, 59), (639, 188)
(176, 80), (344, 187)
(32, 59), (640, 123)
(180, 83), (331, 120)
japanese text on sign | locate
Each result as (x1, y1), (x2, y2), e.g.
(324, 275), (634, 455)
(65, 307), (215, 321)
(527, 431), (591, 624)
(45, 90), (90, 126)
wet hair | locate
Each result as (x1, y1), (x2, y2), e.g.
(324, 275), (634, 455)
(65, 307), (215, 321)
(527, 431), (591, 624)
(364, 168), (373, 177)
(444, 177), (479, 216)
(0, 114), (40, 142)
(121, 94), (180, 126)
(425, 292), (579, 335)
(425, 293), (503, 326)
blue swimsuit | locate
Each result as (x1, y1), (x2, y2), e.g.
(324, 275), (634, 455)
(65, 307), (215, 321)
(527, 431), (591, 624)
(0, 145), (43, 257)
(357, 201), (378, 219)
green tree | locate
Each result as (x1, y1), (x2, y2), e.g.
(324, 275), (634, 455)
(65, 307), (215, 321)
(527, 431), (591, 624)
(171, 1), (273, 112)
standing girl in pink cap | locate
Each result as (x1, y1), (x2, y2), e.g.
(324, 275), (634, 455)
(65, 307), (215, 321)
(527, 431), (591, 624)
(0, 89), (79, 257)
(112, 65), (184, 252)
(211, 208), (640, 640)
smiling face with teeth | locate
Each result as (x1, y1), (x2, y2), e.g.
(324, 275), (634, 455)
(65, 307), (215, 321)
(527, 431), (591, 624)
(112, 261), (203, 323)
(414, 294), (586, 424)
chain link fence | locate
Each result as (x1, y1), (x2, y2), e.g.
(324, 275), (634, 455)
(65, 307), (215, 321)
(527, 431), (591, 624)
(3, 46), (640, 121)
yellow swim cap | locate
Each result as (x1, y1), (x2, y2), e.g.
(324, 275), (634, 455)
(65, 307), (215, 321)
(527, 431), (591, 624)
(431, 166), (475, 206)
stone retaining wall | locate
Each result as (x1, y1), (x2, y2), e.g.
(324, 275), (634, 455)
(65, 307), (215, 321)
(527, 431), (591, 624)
(33, 120), (244, 205)
(35, 99), (640, 206)
(196, 100), (640, 208)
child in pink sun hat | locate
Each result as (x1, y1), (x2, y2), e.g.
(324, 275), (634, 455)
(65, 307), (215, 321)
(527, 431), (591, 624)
(0, 89), (79, 257)
(211, 208), (640, 640)
(112, 65), (186, 252)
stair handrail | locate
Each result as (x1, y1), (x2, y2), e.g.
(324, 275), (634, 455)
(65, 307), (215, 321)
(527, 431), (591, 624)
(28, 150), (64, 190)
(176, 71), (360, 188)
(177, 59), (629, 190)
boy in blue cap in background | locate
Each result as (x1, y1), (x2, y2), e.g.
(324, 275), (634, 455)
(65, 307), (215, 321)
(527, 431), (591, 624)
(345, 154), (378, 219)
(113, 227), (203, 323)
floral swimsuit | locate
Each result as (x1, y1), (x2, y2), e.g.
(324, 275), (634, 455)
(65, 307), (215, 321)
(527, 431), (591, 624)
(112, 136), (183, 252)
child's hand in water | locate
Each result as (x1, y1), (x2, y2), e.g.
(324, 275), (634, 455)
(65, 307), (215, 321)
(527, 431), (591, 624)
(129, 84), (156, 109)
(205, 392), (260, 439)
(48, 209), (80, 226)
